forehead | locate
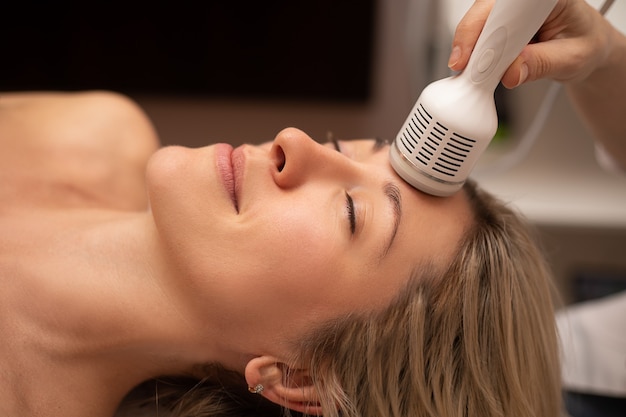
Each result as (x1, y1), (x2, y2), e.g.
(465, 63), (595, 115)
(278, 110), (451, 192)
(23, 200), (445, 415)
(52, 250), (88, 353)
(326, 137), (472, 213)
(337, 137), (473, 267)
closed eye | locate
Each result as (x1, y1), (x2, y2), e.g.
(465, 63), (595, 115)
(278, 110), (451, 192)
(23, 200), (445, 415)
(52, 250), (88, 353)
(329, 135), (357, 235)
(345, 192), (356, 235)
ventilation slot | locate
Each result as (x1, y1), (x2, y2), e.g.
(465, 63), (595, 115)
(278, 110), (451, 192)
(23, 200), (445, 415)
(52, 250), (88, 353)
(398, 105), (480, 178)
(399, 104), (433, 164)
(433, 132), (476, 176)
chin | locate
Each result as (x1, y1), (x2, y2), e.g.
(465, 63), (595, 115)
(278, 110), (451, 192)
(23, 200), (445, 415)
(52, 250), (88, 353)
(146, 145), (237, 254)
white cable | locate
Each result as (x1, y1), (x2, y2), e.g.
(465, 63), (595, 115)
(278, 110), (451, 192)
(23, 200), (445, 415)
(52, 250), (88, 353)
(474, 81), (562, 176)
(599, 0), (615, 15)
(474, 0), (615, 176)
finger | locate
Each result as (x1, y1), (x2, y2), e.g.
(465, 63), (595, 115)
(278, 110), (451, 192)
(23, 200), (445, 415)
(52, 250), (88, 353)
(448, 0), (495, 71)
(502, 38), (594, 88)
(501, 55), (528, 89)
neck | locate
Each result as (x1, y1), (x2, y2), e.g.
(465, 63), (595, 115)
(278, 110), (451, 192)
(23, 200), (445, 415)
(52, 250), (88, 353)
(0, 209), (232, 417)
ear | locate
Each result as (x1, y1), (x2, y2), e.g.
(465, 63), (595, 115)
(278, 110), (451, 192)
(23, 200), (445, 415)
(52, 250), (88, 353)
(244, 356), (324, 415)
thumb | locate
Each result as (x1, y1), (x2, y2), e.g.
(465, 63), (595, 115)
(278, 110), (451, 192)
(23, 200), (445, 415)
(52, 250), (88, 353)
(501, 39), (591, 88)
(501, 54), (530, 89)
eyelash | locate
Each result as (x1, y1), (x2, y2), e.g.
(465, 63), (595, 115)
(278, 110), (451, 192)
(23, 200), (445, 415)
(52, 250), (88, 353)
(373, 136), (390, 151)
(345, 192), (356, 235)
(330, 135), (342, 153)
(330, 136), (357, 235)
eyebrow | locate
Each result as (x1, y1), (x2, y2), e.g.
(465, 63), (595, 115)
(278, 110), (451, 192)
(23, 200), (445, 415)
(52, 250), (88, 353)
(380, 181), (402, 260)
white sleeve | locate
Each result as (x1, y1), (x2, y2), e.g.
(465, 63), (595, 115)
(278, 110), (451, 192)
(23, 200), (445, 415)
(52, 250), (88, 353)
(557, 291), (626, 396)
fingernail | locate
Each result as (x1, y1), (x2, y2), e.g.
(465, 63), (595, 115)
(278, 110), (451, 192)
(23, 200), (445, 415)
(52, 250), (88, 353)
(448, 46), (461, 68)
(517, 62), (529, 86)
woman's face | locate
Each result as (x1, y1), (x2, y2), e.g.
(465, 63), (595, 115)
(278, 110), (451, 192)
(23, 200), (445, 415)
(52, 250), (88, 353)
(146, 128), (471, 357)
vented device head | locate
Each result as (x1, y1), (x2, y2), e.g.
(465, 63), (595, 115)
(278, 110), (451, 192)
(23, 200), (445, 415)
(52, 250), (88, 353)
(390, 0), (557, 196)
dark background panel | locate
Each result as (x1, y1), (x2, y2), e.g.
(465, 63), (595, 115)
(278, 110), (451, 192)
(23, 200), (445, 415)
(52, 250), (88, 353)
(1, 1), (376, 101)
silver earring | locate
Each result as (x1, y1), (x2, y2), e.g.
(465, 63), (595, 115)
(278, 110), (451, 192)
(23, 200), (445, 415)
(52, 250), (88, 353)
(248, 384), (264, 394)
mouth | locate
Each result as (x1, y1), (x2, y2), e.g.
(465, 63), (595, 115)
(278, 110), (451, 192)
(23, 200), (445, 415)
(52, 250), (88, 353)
(215, 143), (239, 212)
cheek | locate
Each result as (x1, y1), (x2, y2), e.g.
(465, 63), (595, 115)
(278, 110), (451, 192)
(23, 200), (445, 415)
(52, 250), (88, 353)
(212, 222), (344, 340)
(236, 208), (346, 315)
(259, 210), (340, 289)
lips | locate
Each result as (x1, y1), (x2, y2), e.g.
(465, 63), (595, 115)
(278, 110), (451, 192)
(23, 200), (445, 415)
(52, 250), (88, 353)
(215, 143), (239, 212)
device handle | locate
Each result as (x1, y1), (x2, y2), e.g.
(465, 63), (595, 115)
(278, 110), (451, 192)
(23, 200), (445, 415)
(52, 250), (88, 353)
(463, 0), (557, 91)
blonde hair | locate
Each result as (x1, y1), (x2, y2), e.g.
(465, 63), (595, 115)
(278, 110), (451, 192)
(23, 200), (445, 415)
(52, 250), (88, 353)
(301, 180), (561, 417)
(129, 180), (561, 417)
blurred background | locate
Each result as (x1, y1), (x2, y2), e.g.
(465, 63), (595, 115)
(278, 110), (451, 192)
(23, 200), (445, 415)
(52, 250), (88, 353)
(2, 0), (626, 305)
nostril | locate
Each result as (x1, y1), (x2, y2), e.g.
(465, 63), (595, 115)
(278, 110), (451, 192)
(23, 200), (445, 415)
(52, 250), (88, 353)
(274, 145), (286, 172)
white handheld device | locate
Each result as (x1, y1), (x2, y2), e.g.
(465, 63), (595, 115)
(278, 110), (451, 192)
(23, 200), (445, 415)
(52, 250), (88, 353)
(390, 0), (558, 196)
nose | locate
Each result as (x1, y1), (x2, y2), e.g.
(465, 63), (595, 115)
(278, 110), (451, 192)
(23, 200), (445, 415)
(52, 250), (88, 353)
(269, 127), (355, 188)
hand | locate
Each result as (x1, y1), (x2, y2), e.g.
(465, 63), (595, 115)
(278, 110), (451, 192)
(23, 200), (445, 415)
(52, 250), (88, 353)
(447, 0), (615, 88)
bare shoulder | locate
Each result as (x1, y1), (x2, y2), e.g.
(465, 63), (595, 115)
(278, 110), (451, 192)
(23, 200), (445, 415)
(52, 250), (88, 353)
(0, 91), (161, 210)
(0, 90), (160, 163)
